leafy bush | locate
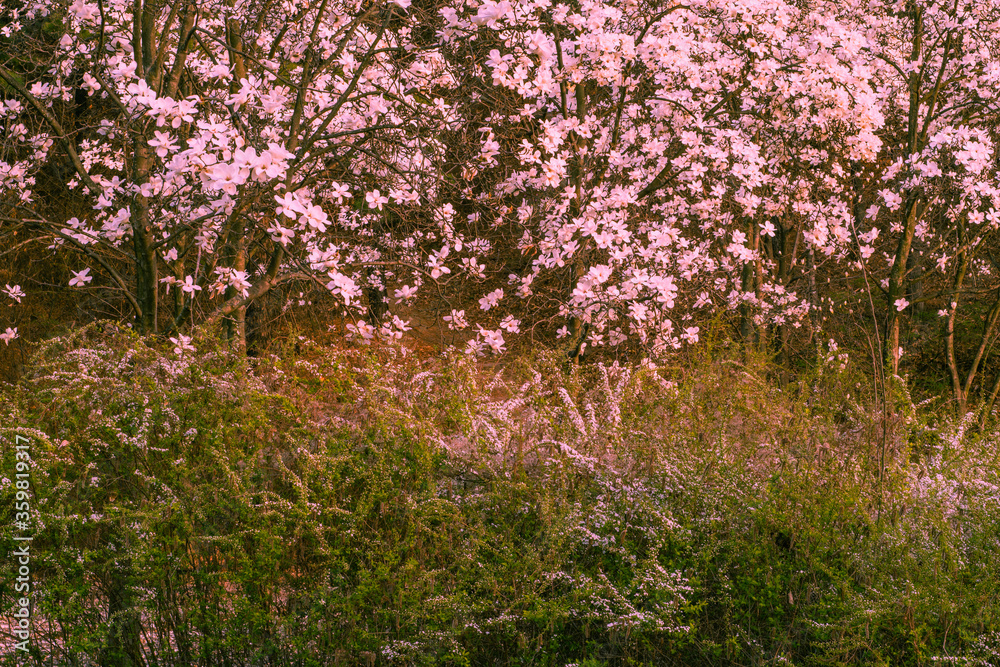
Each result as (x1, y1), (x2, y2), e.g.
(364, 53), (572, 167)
(1, 326), (999, 665)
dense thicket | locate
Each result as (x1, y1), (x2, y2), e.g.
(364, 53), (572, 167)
(1, 325), (998, 665)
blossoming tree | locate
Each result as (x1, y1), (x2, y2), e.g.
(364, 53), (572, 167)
(2, 0), (1000, 410)
(442, 0), (887, 358)
(1, 0), (460, 344)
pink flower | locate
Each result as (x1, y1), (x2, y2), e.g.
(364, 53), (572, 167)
(3, 284), (25, 303)
(181, 276), (202, 294)
(346, 320), (376, 342)
(366, 190), (388, 210)
(500, 316), (520, 333)
(478, 327), (506, 353)
(148, 131), (178, 158)
(587, 265), (612, 284)
(0, 327), (17, 345)
(394, 285), (418, 303)
(479, 288), (504, 311)
(300, 204), (330, 232)
(69, 0), (99, 21)
(208, 162), (248, 195)
(879, 189), (903, 211)
(274, 191), (303, 219)
(69, 268), (93, 287)
(444, 310), (468, 330)
(169, 334), (195, 355)
(329, 182), (351, 202)
(326, 271), (361, 306)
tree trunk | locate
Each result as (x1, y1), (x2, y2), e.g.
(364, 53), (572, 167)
(224, 239), (247, 349)
(884, 196), (922, 375)
(132, 140), (158, 333)
(365, 267), (389, 324)
(906, 246), (925, 314)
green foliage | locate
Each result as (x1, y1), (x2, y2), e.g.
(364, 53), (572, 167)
(0, 325), (998, 665)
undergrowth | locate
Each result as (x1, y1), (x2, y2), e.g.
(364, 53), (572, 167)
(0, 323), (998, 666)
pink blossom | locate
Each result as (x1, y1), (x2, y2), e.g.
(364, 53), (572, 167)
(479, 288), (504, 311)
(69, 268), (93, 287)
(3, 284), (25, 303)
(444, 310), (468, 330)
(394, 285), (418, 303)
(181, 276), (201, 294)
(366, 190), (388, 211)
(169, 334), (195, 355)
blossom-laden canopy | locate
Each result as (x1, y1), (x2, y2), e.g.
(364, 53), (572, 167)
(1, 0), (999, 376)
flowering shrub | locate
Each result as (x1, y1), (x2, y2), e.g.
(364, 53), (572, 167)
(2, 326), (997, 665)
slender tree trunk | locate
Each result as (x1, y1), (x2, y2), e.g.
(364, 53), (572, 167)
(945, 242), (969, 414)
(807, 248), (818, 327)
(906, 247), (925, 314)
(739, 225), (764, 348)
(567, 81), (591, 363)
(739, 261), (755, 343)
(221, 0), (248, 347)
(943, 218), (1000, 417)
(365, 266), (389, 324)
(884, 196), (922, 375)
(224, 237), (247, 348)
(365, 213), (389, 325)
(883, 6), (930, 375)
(132, 140), (158, 333)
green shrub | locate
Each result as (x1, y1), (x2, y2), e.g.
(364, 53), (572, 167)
(0, 326), (998, 665)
